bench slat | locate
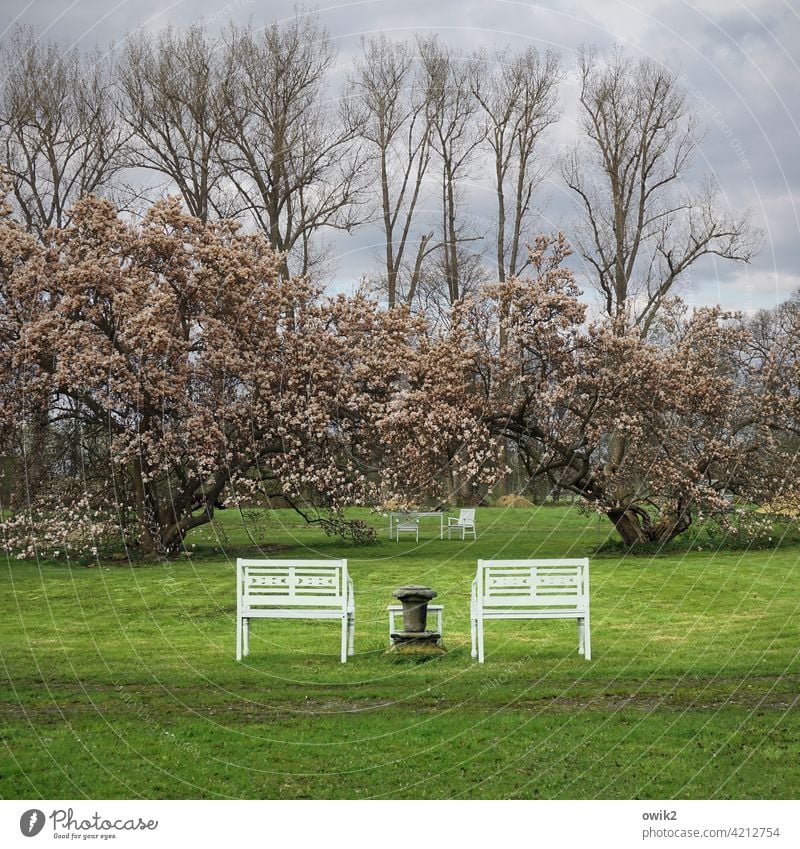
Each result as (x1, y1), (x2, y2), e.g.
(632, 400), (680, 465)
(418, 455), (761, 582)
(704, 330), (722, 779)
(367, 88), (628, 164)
(483, 597), (585, 608)
(244, 565), (344, 607)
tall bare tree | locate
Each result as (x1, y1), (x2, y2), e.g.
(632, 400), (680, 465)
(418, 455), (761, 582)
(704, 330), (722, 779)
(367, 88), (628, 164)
(467, 46), (561, 494)
(0, 28), (128, 236)
(470, 46), (561, 286)
(117, 24), (229, 222)
(562, 47), (761, 531)
(563, 47), (759, 335)
(418, 36), (486, 305)
(347, 35), (434, 308)
(218, 16), (365, 280)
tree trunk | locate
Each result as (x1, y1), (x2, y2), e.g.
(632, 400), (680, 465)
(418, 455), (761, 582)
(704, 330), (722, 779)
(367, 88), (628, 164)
(26, 407), (51, 495)
(606, 504), (692, 546)
(130, 461), (163, 558)
(499, 439), (512, 496)
(607, 508), (651, 546)
(651, 509), (692, 543)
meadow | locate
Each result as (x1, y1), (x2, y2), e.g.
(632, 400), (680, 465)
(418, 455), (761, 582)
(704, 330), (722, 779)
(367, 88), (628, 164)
(1, 506), (798, 799)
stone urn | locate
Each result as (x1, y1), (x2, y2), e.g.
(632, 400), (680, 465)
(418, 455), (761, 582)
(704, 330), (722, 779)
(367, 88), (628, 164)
(393, 585), (437, 632)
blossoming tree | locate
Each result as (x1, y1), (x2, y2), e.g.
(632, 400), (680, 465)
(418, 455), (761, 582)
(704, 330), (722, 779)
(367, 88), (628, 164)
(460, 235), (797, 545)
(1, 193), (491, 557)
(1, 189), (794, 555)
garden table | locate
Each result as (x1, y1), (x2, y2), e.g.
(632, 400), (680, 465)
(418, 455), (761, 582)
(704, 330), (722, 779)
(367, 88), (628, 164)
(388, 510), (445, 539)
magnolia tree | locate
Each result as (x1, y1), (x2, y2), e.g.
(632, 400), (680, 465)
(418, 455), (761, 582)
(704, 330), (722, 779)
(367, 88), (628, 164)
(455, 235), (798, 545)
(0, 193), (494, 558)
(378, 318), (500, 504)
(1, 187), (794, 555)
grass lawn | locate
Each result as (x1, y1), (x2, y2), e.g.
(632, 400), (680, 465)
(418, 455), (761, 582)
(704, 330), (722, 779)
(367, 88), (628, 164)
(1, 505), (799, 799)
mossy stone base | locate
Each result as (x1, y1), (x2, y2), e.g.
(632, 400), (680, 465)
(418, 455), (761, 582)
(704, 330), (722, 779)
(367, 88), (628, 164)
(387, 632), (446, 656)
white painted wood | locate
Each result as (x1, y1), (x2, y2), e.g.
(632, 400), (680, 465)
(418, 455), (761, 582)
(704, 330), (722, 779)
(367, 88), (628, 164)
(415, 511), (445, 539)
(470, 558), (591, 662)
(447, 508), (477, 540)
(236, 559), (355, 663)
(394, 516), (419, 541)
(389, 510), (445, 538)
(389, 511), (417, 537)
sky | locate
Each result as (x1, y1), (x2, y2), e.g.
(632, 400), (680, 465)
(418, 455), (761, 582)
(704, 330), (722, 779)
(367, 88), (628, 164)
(1, 0), (798, 314)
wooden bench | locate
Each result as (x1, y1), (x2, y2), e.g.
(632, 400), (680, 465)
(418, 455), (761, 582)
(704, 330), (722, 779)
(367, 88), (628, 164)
(470, 559), (591, 662)
(236, 559), (355, 663)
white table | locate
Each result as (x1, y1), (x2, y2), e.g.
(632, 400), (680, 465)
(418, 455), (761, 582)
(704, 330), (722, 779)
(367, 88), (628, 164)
(389, 511), (445, 539)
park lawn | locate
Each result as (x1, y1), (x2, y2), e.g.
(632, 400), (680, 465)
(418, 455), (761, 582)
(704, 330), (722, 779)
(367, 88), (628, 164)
(1, 505), (798, 799)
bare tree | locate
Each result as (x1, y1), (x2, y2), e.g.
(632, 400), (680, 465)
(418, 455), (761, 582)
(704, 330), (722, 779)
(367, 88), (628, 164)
(218, 15), (365, 280)
(347, 34), (434, 308)
(117, 24), (229, 222)
(561, 47), (761, 523)
(0, 28), (128, 236)
(418, 36), (486, 305)
(467, 46), (561, 495)
(470, 46), (561, 286)
(563, 47), (760, 335)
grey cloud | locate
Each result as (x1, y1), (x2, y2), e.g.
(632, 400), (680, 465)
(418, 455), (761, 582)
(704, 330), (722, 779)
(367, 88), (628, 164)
(2, 0), (797, 310)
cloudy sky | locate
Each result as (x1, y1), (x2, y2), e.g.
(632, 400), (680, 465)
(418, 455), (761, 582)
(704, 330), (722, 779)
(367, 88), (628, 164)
(2, 0), (798, 314)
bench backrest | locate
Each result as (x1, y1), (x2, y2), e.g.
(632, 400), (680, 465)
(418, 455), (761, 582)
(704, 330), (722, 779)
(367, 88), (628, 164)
(237, 559), (348, 611)
(476, 559), (589, 611)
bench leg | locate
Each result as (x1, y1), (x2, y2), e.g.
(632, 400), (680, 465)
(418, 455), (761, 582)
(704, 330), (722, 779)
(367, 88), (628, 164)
(236, 615), (242, 661)
(584, 615), (591, 661)
(578, 619), (585, 656)
(477, 616), (485, 663)
(341, 614), (348, 663)
(348, 611), (355, 657)
(243, 618), (249, 657)
(470, 614), (478, 659)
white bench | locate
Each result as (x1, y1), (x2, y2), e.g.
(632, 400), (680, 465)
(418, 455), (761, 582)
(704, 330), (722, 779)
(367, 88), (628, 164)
(236, 559), (355, 663)
(470, 558), (591, 662)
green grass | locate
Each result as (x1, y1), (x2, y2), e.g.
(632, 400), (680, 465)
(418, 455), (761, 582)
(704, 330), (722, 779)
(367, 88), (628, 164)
(1, 505), (799, 799)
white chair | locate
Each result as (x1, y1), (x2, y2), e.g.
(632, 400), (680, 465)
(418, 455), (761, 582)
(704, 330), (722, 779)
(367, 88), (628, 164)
(236, 559), (355, 663)
(447, 508), (476, 540)
(394, 514), (419, 541)
(470, 558), (590, 662)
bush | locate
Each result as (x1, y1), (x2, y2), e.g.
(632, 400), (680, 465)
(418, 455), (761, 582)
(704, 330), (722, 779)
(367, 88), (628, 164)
(495, 494), (535, 508)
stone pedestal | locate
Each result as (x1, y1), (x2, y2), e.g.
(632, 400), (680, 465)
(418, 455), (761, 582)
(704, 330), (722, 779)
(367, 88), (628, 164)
(393, 585), (437, 630)
(388, 585), (445, 655)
